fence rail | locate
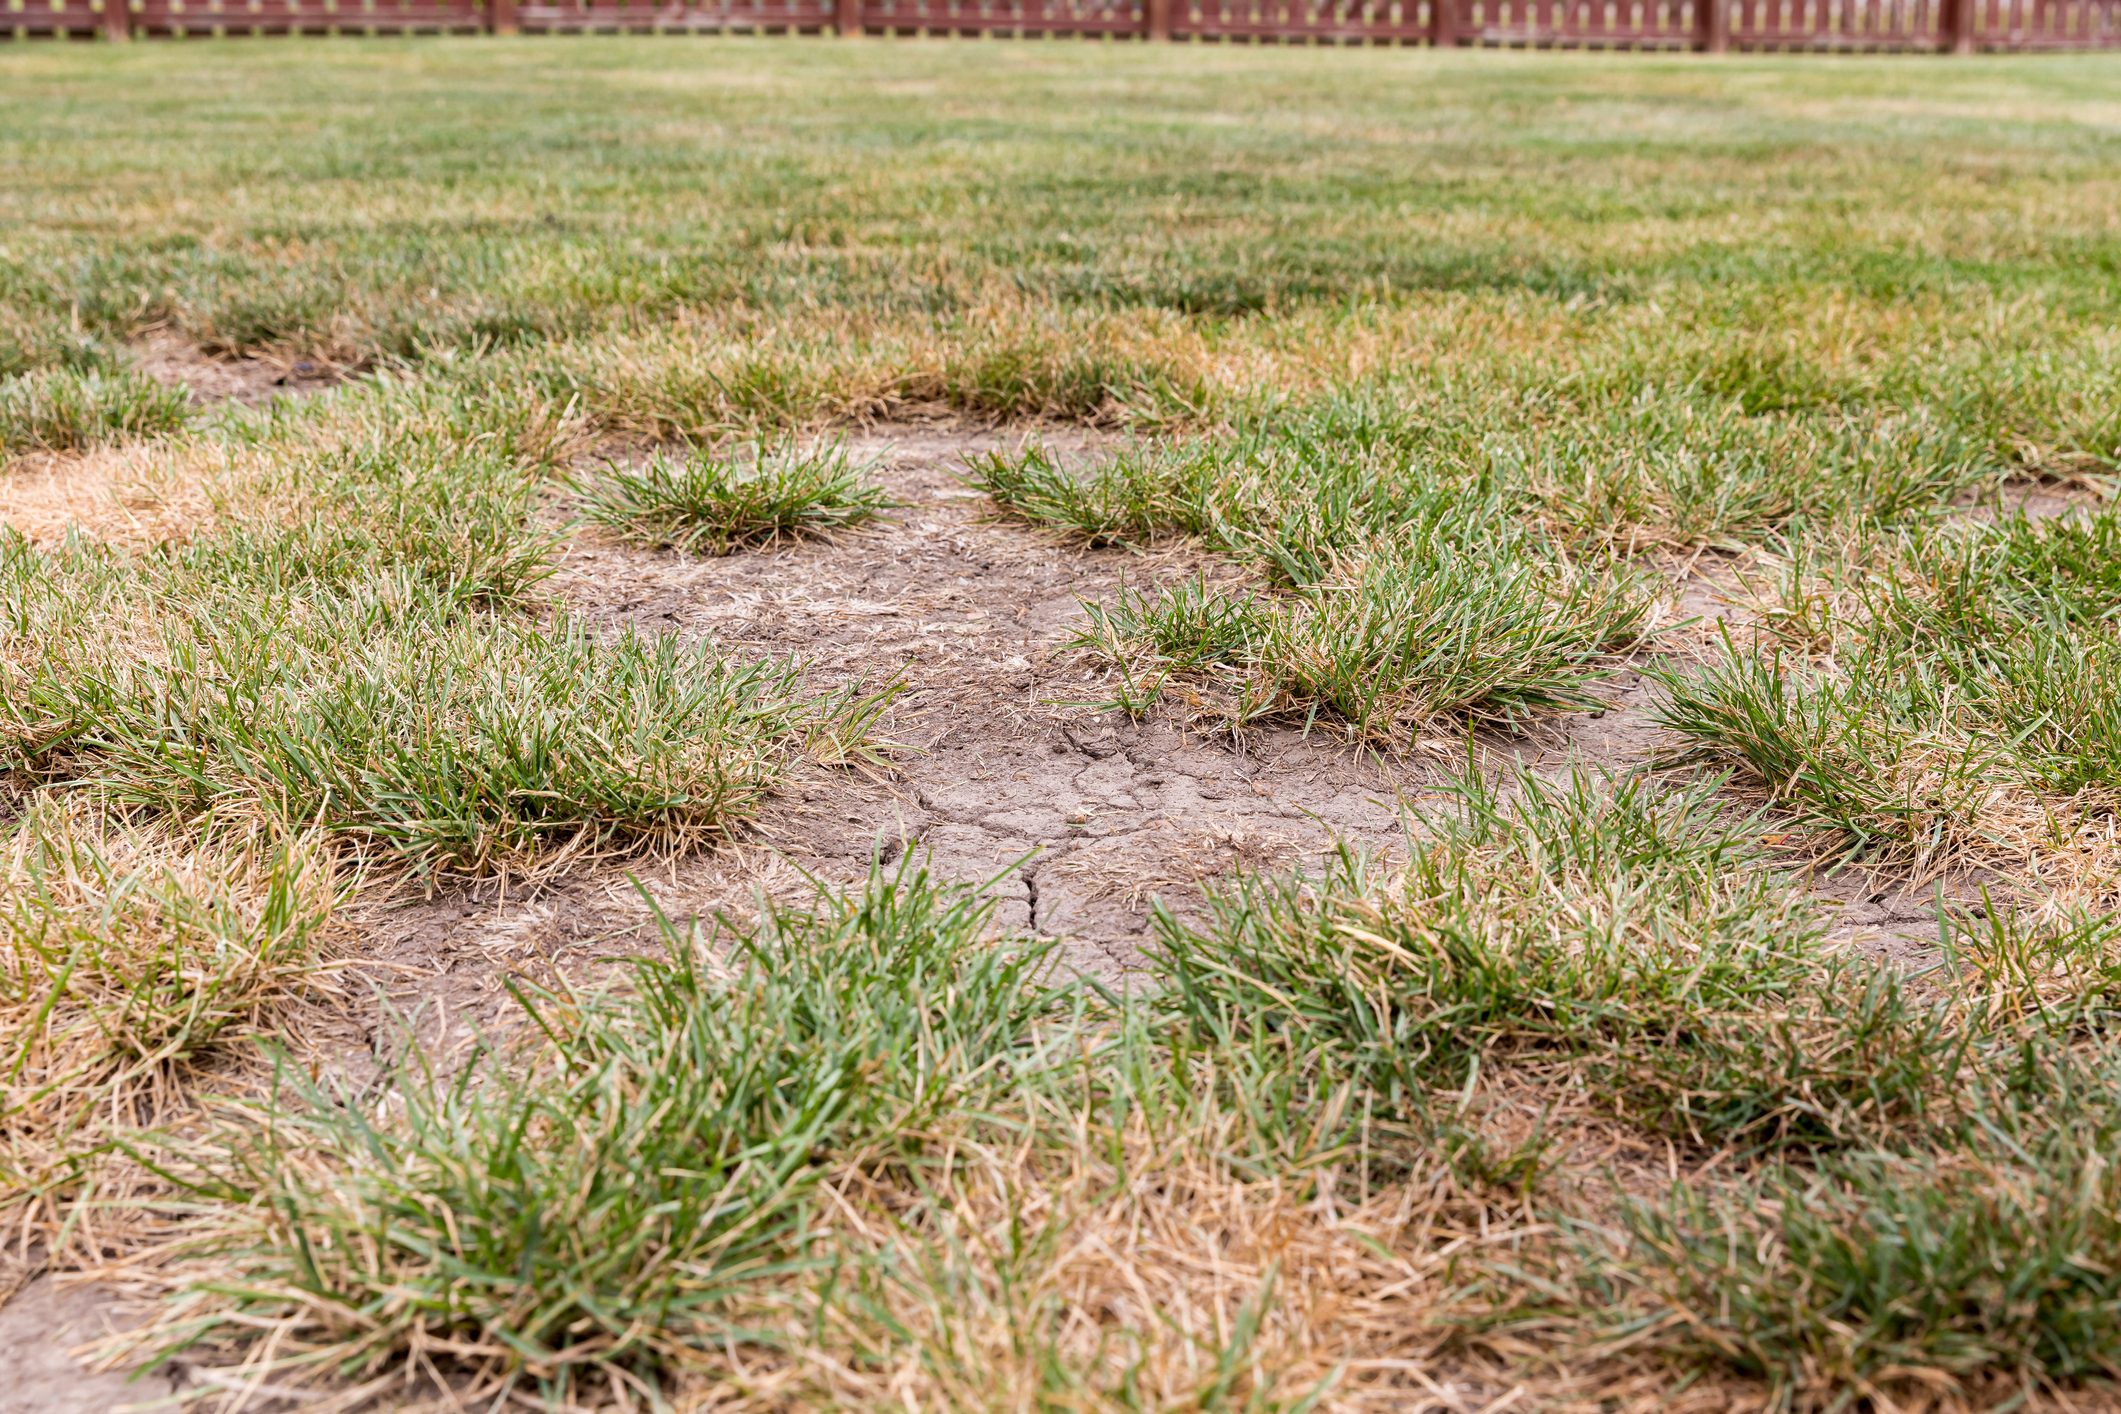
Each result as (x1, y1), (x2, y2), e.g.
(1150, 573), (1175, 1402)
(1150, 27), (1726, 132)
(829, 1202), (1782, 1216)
(7, 0), (2117, 47)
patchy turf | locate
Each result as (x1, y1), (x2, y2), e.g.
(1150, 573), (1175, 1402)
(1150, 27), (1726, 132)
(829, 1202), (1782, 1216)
(4, 36), (2121, 1414)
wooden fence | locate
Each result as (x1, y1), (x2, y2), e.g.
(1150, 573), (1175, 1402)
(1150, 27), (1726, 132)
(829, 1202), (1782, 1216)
(8, 0), (2117, 49)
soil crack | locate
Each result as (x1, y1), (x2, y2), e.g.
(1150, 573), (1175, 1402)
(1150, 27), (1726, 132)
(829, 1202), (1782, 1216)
(548, 429), (1421, 971)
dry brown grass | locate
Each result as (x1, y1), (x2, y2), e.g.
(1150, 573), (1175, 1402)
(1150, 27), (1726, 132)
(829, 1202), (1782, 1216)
(749, 1129), (1507, 1410)
(0, 444), (214, 550)
(0, 802), (343, 1270)
(110, 1069), (1626, 1414)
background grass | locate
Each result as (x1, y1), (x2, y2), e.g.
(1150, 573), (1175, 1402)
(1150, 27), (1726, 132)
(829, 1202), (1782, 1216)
(3, 44), (2118, 418)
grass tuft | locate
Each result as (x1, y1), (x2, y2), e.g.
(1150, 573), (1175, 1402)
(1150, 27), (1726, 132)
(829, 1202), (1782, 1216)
(138, 862), (1080, 1404)
(1149, 766), (1950, 1154)
(1625, 1078), (2121, 1400)
(573, 441), (887, 555)
(1076, 534), (1653, 740)
(0, 366), (192, 457)
(8, 577), (883, 880)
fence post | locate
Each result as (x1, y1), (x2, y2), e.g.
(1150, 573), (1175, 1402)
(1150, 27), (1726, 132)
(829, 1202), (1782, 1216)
(1430, 0), (1455, 45)
(1145, 0), (1171, 39)
(838, 0), (861, 33)
(1941, 0), (1972, 49)
(1694, 0), (1727, 49)
(101, 0), (131, 39)
(486, 0), (517, 32)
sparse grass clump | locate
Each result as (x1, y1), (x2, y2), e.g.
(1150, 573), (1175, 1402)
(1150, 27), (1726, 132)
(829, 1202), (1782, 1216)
(984, 435), (1658, 739)
(1152, 767), (1958, 1155)
(574, 441), (885, 554)
(1943, 899), (2121, 1029)
(142, 864), (1082, 1403)
(169, 377), (585, 607)
(1074, 526), (1653, 739)
(973, 425), (1482, 581)
(1652, 640), (2005, 875)
(1624, 1064), (2121, 1401)
(973, 442), (1230, 549)
(1657, 506), (2121, 893)
(0, 366), (191, 456)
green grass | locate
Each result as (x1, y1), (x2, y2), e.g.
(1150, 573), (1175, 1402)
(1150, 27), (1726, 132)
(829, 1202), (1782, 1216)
(6, 569), (883, 879)
(1654, 506), (2121, 887)
(142, 863), (1085, 1403)
(1151, 766), (1960, 1155)
(124, 771), (2075, 1406)
(979, 416), (1666, 738)
(976, 392), (2013, 564)
(81, 764), (2121, 1407)
(0, 365), (191, 455)
(573, 441), (886, 554)
(1624, 1058), (2121, 1399)
(3, 42), (2119, 449)
(1072, 532), (1653, 738)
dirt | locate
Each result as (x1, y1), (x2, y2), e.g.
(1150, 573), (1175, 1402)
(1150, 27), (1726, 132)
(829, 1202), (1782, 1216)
(1964, 476), (2108, 525)
(384, 430), (1426, 996)
(0, 1276), (177, 1414)
(240, 428), (1435, 1118)
(130, 330), (343, 407)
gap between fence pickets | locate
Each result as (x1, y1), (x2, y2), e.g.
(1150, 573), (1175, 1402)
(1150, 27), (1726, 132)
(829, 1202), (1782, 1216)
(67, 0), (2067, 53)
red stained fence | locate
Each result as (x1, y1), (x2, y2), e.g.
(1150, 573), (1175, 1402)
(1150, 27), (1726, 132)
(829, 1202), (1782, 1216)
(1453, 0), (1699, 46)
(514, 0), (833, 31)
(132, 0), (482, 34)
(9, 0), (2118, 48)
(6, 0), (108, 36)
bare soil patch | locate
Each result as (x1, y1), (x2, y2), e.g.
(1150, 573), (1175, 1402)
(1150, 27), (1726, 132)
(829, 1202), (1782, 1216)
(373, 428), (1950, 1002)
(130, 331), (343, 408)
(253, 427), (1429, 1116)
(0, 1275), (178, 1414)
(554, 428), (1422, 980)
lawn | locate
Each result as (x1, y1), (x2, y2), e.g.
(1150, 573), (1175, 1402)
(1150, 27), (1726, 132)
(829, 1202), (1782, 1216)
(4, 36), (2121, 1412)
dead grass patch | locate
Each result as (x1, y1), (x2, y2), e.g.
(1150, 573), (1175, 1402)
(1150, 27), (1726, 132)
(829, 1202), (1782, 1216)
(0, 445), (212, 550)
(1, 801), (342, 1265)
